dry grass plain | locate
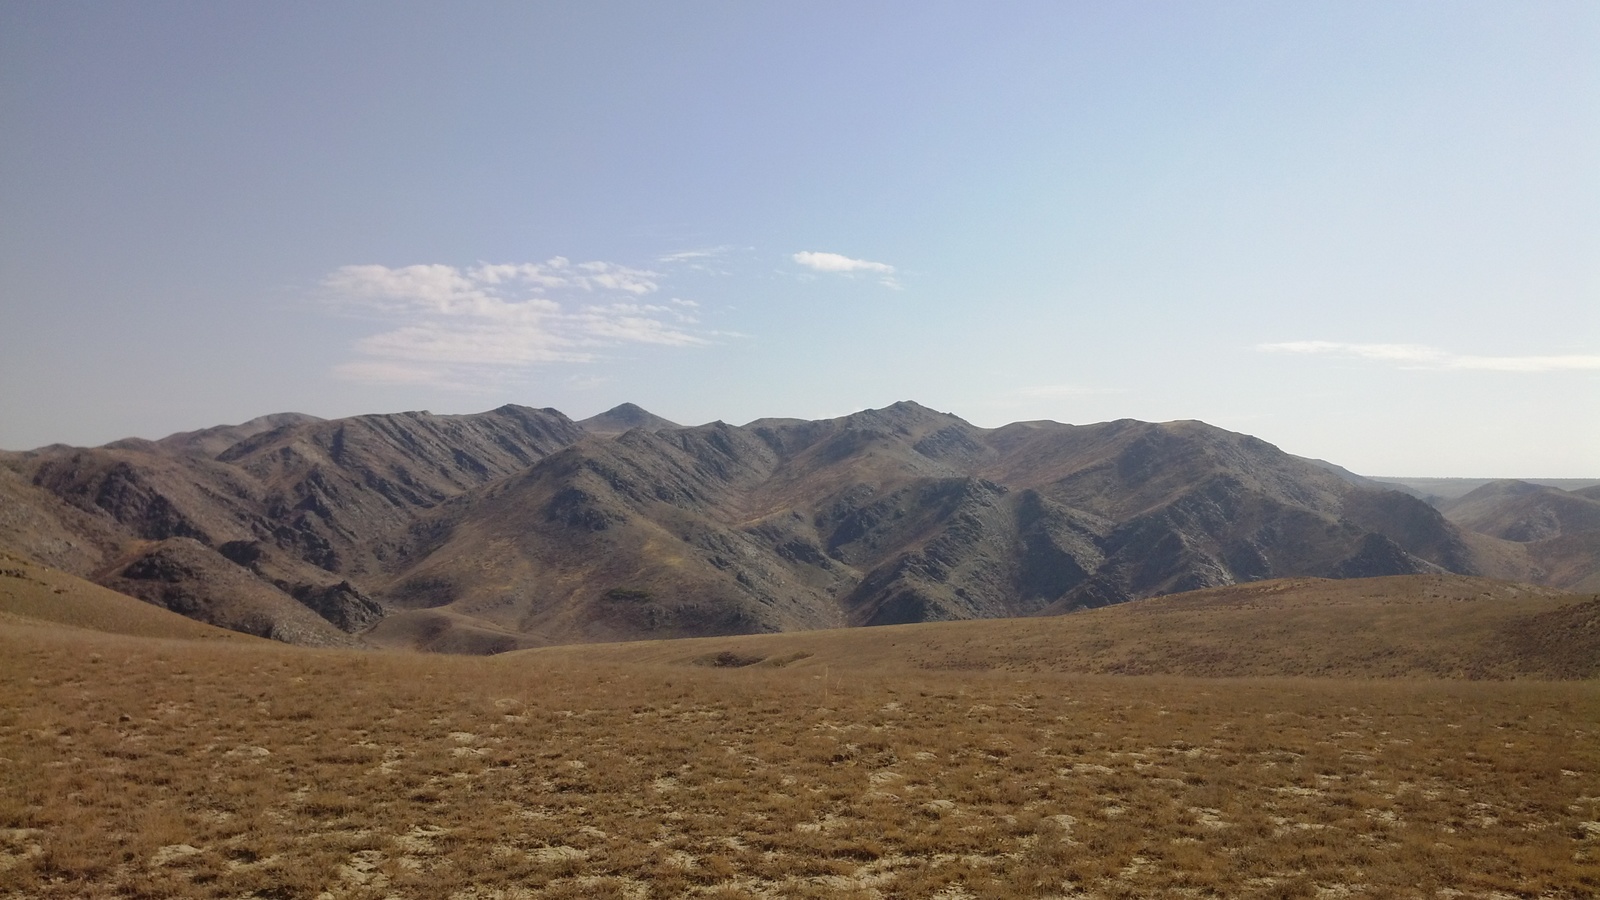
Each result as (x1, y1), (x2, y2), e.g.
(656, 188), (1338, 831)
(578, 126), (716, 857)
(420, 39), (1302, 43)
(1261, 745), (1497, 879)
(1, 569), (1598, 899)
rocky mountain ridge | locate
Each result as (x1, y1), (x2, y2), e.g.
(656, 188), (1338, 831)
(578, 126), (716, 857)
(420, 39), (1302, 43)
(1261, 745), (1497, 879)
(1, 401), (1593, 650)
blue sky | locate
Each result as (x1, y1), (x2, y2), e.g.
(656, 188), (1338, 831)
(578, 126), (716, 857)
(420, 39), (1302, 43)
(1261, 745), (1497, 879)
(2, 1), (1595, 475)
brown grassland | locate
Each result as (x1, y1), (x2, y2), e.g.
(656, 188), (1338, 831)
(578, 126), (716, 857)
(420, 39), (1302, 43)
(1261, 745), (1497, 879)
(1, 566), (1597, 898)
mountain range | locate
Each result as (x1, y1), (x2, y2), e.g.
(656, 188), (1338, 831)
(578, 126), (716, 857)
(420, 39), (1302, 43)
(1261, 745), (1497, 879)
(2, 401), (1594, 651)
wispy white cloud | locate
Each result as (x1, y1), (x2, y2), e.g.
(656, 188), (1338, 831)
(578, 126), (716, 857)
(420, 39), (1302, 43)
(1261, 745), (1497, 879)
(565, 373), (615, 391)
(321, 259), (708, 388)
(657, 246), (737, 276)
(1258, 341), (1600, 372)
(658, 247), (729, 263)
(792, 251), (893, 274)
(791, 250), (901, 289)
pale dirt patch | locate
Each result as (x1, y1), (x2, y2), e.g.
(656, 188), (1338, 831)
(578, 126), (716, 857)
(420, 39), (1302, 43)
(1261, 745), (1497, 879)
(660, 849), (697, 871)
(0, 829), (43, 873)
(530, 845), (588, 864)
(794, 814), (849, 833)
(393, 823), (449, 856)
(1062, 762), (1115, 776)
(315, 848), (389, 899)
(149, 843), (201, 866)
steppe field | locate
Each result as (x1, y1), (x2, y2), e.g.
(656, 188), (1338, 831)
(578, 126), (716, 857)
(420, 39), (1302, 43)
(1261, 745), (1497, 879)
(2, 561), (1597, 899)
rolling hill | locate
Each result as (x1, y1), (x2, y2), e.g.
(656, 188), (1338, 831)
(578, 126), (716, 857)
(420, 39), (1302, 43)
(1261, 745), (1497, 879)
(523, 573), (1599, 680)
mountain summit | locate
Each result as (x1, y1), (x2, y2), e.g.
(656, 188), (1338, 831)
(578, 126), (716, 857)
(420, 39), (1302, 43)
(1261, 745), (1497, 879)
(578, 403), (681, 436)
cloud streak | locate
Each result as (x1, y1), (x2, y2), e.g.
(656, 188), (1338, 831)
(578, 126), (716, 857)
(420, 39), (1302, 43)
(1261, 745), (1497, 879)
(321, 259), (708, 387)
(1258, 341), (1600, 373)
(792, 250), (900, 288)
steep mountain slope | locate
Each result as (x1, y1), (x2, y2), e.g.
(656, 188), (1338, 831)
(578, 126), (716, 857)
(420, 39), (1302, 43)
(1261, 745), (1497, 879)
(0, 404), (589, 646)
(98, 538), (363, 647)
(216, 404), (584, 577)
(0, 551), (260, 641)
(3, 400), (1590, 650)
(378, 403), (1518, 646)
(978, 418), (1474, 601)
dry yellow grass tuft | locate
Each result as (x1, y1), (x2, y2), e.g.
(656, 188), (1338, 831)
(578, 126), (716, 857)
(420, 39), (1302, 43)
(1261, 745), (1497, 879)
(2, 588), (1597, 898)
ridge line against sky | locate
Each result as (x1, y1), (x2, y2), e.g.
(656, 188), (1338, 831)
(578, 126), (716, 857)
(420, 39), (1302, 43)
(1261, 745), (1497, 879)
(1, 2), (1595, 476)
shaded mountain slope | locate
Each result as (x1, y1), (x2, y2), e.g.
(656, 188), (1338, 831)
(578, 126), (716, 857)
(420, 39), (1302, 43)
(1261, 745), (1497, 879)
(1442, 480), (1600, 542)
(216, 404), (585, 577)
(974, 418), (1475, 605)
(0, 404), (591, 646)
(3, 400), (1591, 650)
(98, 538), (363, 647)
(20, 445), (271, 550)
(382, 424), (838, 644)
(382, 403), (1525, 646)
(1436, 481), (1600, 592)
(0, 551), (259, 641)
(0, 464), (124, 574)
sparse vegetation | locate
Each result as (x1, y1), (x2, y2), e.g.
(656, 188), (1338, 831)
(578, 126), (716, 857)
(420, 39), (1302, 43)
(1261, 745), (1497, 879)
(2, 598), (1596, 898)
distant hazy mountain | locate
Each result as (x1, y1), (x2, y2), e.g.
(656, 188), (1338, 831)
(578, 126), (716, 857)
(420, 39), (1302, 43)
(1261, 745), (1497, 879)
(1373, 476), (1600, 503)
(1, 401), (1592, 650)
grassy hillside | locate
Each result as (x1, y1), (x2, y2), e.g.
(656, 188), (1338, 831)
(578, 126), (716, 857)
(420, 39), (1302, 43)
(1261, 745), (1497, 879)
(1, 573), (1597, 898)
(0, 552), (256, 642)
(525, 574), (1600, 680)
(1, 622), (1595, 899)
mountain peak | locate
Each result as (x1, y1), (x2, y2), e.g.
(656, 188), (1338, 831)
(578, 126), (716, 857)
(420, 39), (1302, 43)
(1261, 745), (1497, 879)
(579, 403), (681, 436)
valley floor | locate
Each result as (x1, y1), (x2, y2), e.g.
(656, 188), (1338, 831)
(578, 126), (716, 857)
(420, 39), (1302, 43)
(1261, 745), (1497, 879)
(2, 623), (1597, 899)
